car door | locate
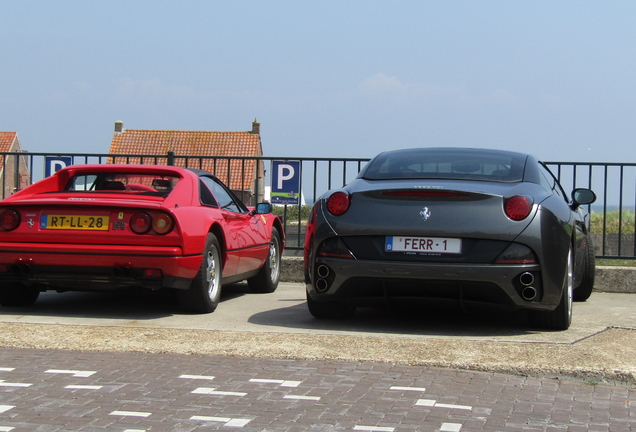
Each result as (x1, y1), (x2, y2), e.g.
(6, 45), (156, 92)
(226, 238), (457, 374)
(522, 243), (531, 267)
(199, 176), (266, 276)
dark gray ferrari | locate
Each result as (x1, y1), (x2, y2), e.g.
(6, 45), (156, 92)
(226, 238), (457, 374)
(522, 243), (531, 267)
(303, 148), (597, 330)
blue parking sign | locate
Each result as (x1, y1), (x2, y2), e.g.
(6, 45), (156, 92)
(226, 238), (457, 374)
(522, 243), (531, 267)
(45, 157), (72, 177)
(271, 160), (300, 205)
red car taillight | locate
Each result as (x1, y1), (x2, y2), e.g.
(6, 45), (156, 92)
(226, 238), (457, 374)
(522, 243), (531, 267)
(130, 212), (152, 234)
(326, 192), (350, 215)
(0, 209), (20, 231)
(131, 212), (174, 235)
(152, 213), (174, 234)
(504, 196), (533, 221)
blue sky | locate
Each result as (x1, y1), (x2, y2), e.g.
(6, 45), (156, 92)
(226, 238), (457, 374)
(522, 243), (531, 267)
(2, 1), (635, 162)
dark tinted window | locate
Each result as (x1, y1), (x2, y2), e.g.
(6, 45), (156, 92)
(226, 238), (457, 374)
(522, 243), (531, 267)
(360, 149), (526, 182)
(200, 176), (245, 213)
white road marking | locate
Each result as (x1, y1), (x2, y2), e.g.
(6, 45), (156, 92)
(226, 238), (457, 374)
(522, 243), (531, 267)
(109, 411), (151, 418)
(45, 369), (96, 378)
(179, 374), (215, 380)
(65, 385), (103, 390)
(123, 430), (146, 432)
(353, 426), (395, 432)
(416, 399), (472, 410)
(249, 378), (301, 387)
(191, 416), (251, 427)
(0, 380), (31, 387)
(0, 427), (14, 431)
(440, 423), (462, 432)
(0, 406), (14, 413)
(191, 387), (246, 397)
(283, 395), (321, 401)
(0, 368), (15, 372)
(390, 386), (426, 392)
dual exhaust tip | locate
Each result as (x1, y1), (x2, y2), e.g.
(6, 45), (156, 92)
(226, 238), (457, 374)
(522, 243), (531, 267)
(519, 272), (537, 301)
(315, 265), (331, 292)
(10, 263), (32, 276)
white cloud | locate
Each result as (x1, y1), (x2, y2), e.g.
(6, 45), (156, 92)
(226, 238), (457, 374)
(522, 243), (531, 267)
(356, 73), (468, 102)
(111, 78), (198, 102)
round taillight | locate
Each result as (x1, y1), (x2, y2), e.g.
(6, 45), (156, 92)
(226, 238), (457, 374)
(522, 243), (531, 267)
(130, 212), (152, 234)
(152, 213), (173, 235)
(326, 192), (350, 216)
(505, 196), (533, 221)
(0, 209), (20, 231)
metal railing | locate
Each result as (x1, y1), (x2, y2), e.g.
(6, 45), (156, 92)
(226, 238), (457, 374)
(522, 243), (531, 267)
(1, 151), (634, 259)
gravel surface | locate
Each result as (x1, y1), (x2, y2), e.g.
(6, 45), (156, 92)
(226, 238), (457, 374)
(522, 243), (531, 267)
(1, 322), (634, 388)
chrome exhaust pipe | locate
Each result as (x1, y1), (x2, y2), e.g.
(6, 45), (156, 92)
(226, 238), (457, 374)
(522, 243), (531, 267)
(315, 278), (329, 292)
(317, 265), (330, 278)
(519, 272), (534, 286)
(20, 263), (32, 276)
(521, 286), (537, 301)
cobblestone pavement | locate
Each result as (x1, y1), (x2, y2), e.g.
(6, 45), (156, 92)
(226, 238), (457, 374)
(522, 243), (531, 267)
(0, 347), (634, 432)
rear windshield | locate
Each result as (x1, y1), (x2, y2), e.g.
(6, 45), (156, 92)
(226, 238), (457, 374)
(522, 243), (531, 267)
(360, 149), (526, 182)
(64, 173), (181, 197)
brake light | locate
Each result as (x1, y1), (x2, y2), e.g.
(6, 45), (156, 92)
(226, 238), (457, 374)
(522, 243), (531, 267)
(130, 212), (152, 234)
(504, 196), (533, 221)
(152, 213), (174, 234)
(0, 209), (20, 231)
(326, 192), (350, 215)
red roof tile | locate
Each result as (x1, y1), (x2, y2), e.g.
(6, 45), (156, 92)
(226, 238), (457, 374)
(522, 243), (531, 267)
(0, 132), (18, 171)
(109, 129), (263, 191)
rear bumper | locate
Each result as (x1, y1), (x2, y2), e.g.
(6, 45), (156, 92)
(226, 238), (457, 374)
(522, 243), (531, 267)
(307, 257), (558, 312)
(0, 242), (201, 290)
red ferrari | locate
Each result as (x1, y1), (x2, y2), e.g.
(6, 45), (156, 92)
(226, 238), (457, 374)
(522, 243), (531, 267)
(0, 164), (284, 313)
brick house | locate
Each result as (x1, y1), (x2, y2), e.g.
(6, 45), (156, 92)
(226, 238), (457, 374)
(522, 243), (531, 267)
(108, 120), (265, 205)
(0, 132), (30, 199)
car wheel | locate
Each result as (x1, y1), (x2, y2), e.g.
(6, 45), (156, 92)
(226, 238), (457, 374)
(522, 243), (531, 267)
(574, 234), (595, 302)
(0, 283), (40, 307)
(306, 291), (356, 319)
(248, 229), (282, 293)
(177, 233), (222, 313)
(529, 246), (573, 330)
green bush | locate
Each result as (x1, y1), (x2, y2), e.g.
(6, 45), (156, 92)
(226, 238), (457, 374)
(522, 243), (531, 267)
(270, 204), (312, 222)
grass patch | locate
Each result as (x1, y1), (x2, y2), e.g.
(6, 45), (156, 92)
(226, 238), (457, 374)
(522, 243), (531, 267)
(590, 209), (635, 234)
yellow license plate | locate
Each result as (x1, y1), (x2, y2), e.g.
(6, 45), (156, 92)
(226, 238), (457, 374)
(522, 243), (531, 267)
(41, 215), (110, 231)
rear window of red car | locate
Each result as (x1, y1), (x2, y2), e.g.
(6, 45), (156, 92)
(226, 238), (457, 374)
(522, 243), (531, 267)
(65, 173), (181, 196)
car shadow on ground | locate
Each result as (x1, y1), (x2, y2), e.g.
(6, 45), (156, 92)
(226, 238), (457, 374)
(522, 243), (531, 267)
(0, 283), (251, 320)
(247, 301), (541, 337)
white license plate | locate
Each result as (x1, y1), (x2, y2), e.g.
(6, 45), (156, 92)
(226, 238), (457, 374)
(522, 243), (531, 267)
(385, 236), (462, 254)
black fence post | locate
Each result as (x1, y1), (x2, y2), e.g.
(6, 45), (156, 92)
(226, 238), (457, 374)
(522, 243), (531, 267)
(167, 151), (175, 166)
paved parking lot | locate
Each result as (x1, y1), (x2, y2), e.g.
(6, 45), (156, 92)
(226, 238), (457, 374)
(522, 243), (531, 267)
(0, 282), (635, 430)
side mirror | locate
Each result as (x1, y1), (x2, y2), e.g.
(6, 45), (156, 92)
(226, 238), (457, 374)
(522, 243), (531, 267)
(252, 202), (272, 215)
(571, 188), (596, 207)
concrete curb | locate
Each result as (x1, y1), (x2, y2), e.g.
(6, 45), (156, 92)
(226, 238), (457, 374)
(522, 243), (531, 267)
(280, 257), (636, 293)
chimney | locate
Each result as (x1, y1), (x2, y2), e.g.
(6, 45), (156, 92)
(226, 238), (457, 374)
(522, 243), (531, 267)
(114, 121), (124, 133)
(251, 118), (260, 135)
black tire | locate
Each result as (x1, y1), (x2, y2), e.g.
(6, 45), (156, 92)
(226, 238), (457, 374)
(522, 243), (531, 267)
(0, 283), (40, 307)
(529, 246), (573, 330)
(177, 233), (222, 313)
(574, 234), (595, 302)
(248, 229), (282, 293)
(306, 291), (356, 319)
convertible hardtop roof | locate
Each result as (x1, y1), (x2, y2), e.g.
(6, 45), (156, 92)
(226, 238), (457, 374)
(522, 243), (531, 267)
(372, 147), (531, 159)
